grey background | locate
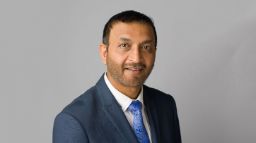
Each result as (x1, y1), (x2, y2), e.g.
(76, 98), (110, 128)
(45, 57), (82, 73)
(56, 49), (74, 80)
(1, 0), (255, 143)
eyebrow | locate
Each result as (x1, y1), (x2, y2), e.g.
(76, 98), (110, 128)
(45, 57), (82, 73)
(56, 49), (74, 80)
(141, 40), (154, 44)
(119, 37), (154, 44)
(119, 37), (131, 42)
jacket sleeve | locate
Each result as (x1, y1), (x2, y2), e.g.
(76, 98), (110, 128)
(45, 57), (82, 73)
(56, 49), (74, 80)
(53, 112), (89, 143)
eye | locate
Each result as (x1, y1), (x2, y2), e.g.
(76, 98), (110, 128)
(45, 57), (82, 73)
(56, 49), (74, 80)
(119, 43), (129, 49)
(142, 44), (152, 51)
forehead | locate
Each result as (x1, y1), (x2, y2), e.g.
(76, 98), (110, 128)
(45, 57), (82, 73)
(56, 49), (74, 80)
(109, 22), (155, 41)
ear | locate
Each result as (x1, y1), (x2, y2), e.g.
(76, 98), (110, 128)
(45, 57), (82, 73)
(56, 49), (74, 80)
(99, 43), (108, 64)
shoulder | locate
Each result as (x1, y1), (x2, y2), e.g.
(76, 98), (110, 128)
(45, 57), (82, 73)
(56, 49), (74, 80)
(65, 86), (98, 109)
(143, 85), (178, 113)
(55, 75), (109, 124)
(53, 86), (99, 143)
(143, 86), (182, 143)
(59, 85), (101, 123)
(143, 85), (176, 103)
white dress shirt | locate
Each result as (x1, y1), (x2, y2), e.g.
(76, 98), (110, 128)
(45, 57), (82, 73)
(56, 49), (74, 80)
(104, 73), (152, 142)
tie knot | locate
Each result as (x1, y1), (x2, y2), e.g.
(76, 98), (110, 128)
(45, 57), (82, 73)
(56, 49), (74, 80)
(128, 100), (142, 113)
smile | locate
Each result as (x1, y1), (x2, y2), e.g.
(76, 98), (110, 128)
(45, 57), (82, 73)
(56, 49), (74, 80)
(125, 65), (145, 72)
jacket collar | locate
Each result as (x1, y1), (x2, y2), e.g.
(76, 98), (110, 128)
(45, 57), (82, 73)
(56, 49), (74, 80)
(95, 74), (159, 143)
(95, 74), (139, 143)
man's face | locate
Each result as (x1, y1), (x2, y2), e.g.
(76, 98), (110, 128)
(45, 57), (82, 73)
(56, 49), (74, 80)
(100, 22), (156, 88)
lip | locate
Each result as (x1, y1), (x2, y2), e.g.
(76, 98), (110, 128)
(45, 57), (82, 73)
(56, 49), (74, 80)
(125, 67), (144, 73)
(128, 67), (143, 70)
(124, 64), (146, 73)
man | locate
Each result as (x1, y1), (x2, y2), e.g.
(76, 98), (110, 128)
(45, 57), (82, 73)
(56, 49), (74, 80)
(53, 10), (181, 143)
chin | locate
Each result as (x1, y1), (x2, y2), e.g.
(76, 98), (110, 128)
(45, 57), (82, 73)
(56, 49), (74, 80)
(120, 79), (145, 87)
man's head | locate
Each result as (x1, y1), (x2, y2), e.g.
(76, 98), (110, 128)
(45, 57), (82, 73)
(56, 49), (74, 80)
(99, 10), (157, 94)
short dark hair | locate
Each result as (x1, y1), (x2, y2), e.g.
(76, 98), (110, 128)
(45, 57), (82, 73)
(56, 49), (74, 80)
(102, 10), (157, 47)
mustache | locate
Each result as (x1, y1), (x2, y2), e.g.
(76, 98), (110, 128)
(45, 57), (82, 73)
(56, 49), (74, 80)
(124, 63), (146, 69)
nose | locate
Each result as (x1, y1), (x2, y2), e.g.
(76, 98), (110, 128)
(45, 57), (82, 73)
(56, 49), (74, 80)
(128, 46), (142, 63)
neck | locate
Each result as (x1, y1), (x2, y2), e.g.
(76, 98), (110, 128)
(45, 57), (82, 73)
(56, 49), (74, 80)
(118, 85), (141, 99)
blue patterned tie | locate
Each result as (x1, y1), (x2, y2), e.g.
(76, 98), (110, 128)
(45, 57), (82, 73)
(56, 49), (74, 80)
(128, 100), (150, 143)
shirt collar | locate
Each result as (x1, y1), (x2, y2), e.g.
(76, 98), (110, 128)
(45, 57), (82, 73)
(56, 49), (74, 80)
(104, 73), (144, 112)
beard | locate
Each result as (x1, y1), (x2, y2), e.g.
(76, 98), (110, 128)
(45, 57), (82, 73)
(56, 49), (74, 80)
(106, 57), (154, 87)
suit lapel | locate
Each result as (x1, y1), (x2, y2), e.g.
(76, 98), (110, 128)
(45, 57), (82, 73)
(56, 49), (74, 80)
(96, 75), (138, 143)
(143, 86), (160, 143)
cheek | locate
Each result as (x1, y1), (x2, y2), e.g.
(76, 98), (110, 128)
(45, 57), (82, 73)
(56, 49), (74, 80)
(114, 51), (127, 60)
(145, 55), (156, 65)
(107, 53), (125, 66)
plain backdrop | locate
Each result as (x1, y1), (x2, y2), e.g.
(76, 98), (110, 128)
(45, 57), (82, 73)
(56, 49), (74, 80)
(1, 0), (256, 143)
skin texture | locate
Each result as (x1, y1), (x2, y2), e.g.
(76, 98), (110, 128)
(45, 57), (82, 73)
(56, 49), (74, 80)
(99, 22), (156, 99)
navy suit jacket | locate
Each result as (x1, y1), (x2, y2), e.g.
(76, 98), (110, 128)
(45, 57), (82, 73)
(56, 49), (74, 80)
(53, 75), (181, 143)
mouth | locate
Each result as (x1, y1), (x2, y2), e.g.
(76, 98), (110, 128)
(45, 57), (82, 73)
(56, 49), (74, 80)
(124, 64), (145, 72)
